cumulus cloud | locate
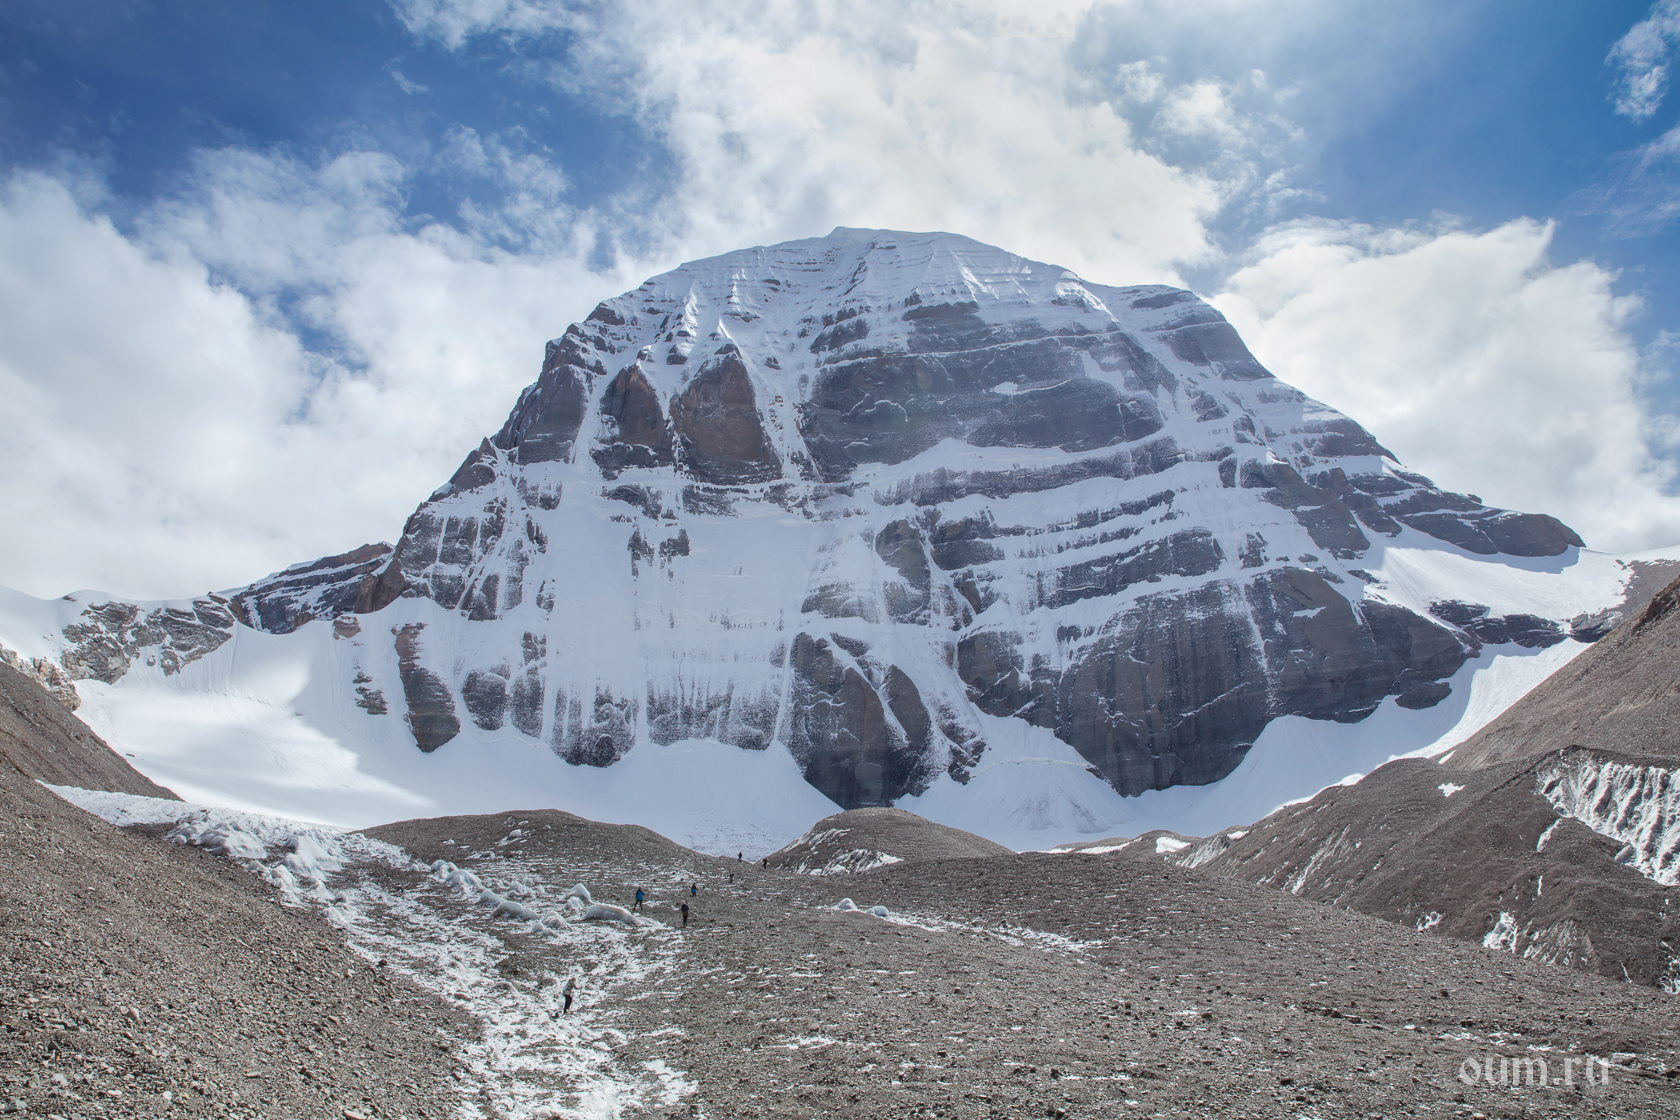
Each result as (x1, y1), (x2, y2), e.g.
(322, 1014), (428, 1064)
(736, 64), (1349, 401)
(1609, 0), (1680, 121)
(396, 0), (1225, 282)
(0, 161), (619, 599)
(1214, 218), (1680, 552)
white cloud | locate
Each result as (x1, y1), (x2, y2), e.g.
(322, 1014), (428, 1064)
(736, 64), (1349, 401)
(1214, 217), (1680, 552)
(397, 0), (1225, 283)
(1609, 0), (1680, 121)
(0, 162), (620, 599)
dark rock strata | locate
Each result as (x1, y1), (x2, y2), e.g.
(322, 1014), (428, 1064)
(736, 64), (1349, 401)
(393, 624), (460, 752)
(669, 345), (781, 485)
(593, 362), (675, 478)
(960, 569), (1471, 796)
(786, 634), (937, 807)
(493, 329), (598, 465)
(59, 599), (236, 683)
(231, 542), (393, 634)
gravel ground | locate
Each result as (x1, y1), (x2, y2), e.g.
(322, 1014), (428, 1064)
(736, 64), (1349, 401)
(369, 810), (1680, 1120)
(0, 766), (475, 1120)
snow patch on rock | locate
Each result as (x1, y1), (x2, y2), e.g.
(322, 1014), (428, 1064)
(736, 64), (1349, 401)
(1537, 754), (1680, 885)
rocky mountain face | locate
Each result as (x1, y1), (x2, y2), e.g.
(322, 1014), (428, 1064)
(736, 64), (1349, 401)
(321, 229), (1592, 805)
(12, 229), (1619, 817)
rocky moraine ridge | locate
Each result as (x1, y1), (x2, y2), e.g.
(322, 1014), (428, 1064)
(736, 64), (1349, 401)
(11, 229), (1612, 811)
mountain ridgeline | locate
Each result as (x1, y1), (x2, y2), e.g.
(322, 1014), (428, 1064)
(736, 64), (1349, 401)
(207, 229), (1583, 807)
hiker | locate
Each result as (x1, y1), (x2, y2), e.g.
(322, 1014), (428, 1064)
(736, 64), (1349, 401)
(680, 901), (689, 927)
(562, 976), (578, 1014)
(633, 888), (645, 912)
(737, 851), (743, 862)
(690, 882), (698, 897)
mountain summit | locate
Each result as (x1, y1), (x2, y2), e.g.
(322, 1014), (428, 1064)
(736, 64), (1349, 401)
(1, 228), (1662, 848)
(238, 229), (1584, 795)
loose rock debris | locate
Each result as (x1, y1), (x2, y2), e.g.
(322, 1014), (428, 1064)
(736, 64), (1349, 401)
(28, 793), (1680, 1119)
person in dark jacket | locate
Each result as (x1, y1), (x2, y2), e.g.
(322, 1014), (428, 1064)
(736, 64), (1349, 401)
(680, 901), (690, 927)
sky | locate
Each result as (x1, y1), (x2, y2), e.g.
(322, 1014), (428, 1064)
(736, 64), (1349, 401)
(4, 0), (1680, 599)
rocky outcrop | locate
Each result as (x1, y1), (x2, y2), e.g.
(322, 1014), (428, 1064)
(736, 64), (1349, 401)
(493, 329), (599, 464)
(669, 344), (781, 485)
(786, 634), (937, 807)
(1428, 600), (1566, 649)
(0, 644), (83, 711)
(231, 542), (393, 634)
(551, 686), (636, 767)
(646, 683), (777, 751)
(59, 599), (236, 682)
(593, 362), (674, 477)
(394, 624), (460, 752)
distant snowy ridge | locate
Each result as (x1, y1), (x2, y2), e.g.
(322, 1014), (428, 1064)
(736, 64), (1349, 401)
(5, 228), (1679, 850)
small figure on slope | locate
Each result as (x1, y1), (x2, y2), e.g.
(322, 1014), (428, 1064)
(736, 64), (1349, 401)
(680, 901), (690, 928)
(562, 976), (579, 1015)
(633, 888), (645, 912)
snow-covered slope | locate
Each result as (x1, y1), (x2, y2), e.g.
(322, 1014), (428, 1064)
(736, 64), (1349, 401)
(3, 228), (1677, 852)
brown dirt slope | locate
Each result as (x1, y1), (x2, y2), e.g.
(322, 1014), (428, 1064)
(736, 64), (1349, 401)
(0, 658), (178, 798)
(0, 669), (471, 1120)
(362, 806), (709, 872)
(764, 806), (1013, 872)
(1174, 751), (1678, 987)
(1449, 567), (1680, 769)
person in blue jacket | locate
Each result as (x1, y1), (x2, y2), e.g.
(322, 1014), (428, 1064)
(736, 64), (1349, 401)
(633, 888), (645, 912)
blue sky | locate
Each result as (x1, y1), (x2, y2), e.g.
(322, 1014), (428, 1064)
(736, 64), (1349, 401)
(3, 0), (1680, 597)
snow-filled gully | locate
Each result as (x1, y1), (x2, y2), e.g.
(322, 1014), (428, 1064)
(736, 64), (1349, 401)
(1537, 754), (1680, 886)
(49, 786), (693, 1120)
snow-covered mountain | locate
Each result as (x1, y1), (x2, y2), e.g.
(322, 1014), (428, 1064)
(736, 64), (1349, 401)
(3, 228), (1676, 852)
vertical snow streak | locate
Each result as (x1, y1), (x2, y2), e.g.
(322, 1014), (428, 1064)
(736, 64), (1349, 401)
(1538, 755), (1680, 885)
